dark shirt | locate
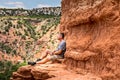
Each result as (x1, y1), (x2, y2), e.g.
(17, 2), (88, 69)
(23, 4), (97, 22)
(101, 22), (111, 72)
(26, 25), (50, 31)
(56, 40), (66, 58)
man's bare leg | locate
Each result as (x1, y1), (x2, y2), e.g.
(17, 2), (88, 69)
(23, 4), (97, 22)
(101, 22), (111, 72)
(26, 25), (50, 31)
(40, 49), (51, 59)
(28, 49), (52, 65)
(37, 56), (51, 64)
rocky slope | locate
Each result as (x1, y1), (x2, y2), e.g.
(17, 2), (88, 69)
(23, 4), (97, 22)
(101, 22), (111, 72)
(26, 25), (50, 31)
(0, 7), (61, 16)
(60, 0), (120, 80)
(0, 16), (60, 62)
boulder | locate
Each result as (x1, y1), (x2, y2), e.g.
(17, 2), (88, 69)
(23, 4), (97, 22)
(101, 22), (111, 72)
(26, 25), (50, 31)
(11, 65), (52, 80)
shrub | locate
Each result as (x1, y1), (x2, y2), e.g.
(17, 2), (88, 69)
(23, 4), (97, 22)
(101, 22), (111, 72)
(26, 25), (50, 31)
(17, 21), (22, 25)
(24, 21), (36, 40)
(0, 60), (27, 80)
(17, 21), (23, 28)
(21, 35), (26, 40)
(24, 29), (29, 36)
(16, 31), (22, 36)
(41, 25), (47, 31)
(8, 21), (12, 27)
(0, 42), (12, 54)
(4, 26), (10, 32)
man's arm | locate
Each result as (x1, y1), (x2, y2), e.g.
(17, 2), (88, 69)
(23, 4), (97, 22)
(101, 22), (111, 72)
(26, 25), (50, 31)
(52, 50), (62, 55)
(53, 41), (66, 55)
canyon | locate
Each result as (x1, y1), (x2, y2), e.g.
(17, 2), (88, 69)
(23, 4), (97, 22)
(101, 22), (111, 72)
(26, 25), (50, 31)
(2, 0), (120, 80)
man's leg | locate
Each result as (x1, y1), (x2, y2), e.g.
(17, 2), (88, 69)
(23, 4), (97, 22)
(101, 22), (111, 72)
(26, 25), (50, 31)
(28, 55), (62, 65)
(28, 49), (52, 65)
(36, 55), (62, 64)
(40, 49), (51, 59)
(36, 56), (51, 64)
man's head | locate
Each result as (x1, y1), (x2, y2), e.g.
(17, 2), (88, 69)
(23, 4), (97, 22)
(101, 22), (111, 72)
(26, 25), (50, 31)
(57, 33), (64, 40)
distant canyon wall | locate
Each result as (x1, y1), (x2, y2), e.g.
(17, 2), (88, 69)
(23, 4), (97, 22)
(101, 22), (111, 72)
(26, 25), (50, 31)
(0, 7), (61, 16)
(60, 0), (120, 80)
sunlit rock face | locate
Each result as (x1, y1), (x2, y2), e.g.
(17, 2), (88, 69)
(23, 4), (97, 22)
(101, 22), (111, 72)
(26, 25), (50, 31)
(60, 0), (120, 80)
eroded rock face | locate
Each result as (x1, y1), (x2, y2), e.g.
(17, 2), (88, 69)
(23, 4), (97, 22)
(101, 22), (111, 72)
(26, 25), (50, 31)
(11, 66), (52, 80)
(60, 0), (120, 80)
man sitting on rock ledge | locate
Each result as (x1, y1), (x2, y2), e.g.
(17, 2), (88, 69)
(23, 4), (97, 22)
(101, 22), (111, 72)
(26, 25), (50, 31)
(28, 33), (66, 66)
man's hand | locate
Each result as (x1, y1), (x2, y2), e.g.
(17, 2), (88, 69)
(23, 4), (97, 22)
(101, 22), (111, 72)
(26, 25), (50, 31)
(51, 51), (55, 55)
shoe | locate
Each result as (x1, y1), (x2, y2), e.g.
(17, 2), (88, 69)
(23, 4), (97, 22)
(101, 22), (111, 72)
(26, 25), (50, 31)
(36, 58), (42, 62)
(28, 62), (36, 66)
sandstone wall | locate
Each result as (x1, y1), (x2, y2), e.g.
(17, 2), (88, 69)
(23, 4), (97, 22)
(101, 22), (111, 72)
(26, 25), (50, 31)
(60, 0), (120, 80)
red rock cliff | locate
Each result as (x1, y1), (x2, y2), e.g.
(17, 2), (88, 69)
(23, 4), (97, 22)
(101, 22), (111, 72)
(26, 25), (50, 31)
(60, 0), (120, 80)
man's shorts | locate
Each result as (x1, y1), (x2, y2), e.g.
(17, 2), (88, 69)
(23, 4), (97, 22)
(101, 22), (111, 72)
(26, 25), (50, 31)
(46, 49), (63, 61)
(49, 54), (63, 61)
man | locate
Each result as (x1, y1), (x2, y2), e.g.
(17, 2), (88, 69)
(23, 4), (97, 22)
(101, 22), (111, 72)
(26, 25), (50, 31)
(28, 33), (66, 65)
